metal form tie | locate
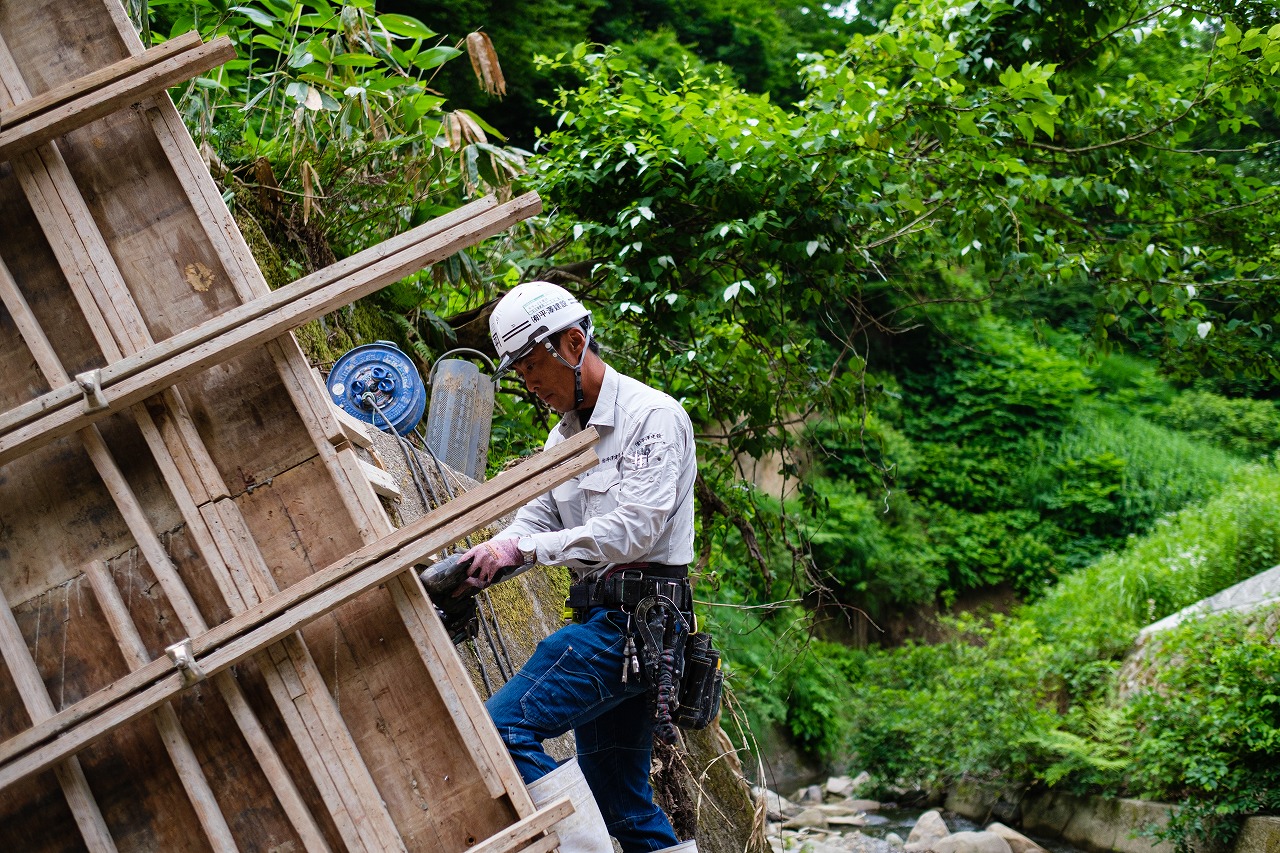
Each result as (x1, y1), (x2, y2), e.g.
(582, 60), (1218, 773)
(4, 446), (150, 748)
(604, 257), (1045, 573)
(165, 638), (206, 686)
(75, 369), (109, 412)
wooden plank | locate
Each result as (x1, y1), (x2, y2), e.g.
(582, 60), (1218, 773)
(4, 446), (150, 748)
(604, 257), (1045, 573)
(327, 388), (375, 449)
(517, 835), (561, 853)
(0, 36), (235, 163)
(360, 457), (402, 500)
(0, 587), (117, 852)
(265, 335), (388, 543)
(468, 797), (573, 853)
(2, 256), (333, 851)
(0, 193), (540, 463)
(143, 101), (272, 302)
(0, 430), (599, 790)
(265, 638), (397, 853)
(387, 575), (508, 798)
(83, 559), (237, 853)
(0, 193), (495, 438)
(0, 32), (201, 129)
(200, 427), (597, 662)
(0, 422), (593, 767)
(210, 495), (404, 852)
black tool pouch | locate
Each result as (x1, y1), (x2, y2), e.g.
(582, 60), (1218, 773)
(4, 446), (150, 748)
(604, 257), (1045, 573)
(673, 631), (723, 730)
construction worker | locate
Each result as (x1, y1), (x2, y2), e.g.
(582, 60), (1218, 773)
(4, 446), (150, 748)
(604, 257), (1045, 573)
(454, 281), (698, 853)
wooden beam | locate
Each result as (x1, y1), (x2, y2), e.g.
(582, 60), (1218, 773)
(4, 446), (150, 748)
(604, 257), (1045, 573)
(0, 193), (495, 439)
(467, 797), (572, 853)
(0, 193), (541, 465)
(0, 32), (201, 129)
(0, 35), (235, 162)
(84, 560), (239, 853)
(0, 428), (599, 790)
(0, 585), (117, 852)
(0, 252), (334, 852)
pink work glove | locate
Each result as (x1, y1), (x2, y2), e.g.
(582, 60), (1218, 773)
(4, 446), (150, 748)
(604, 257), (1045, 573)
(454, 538), (523, 596)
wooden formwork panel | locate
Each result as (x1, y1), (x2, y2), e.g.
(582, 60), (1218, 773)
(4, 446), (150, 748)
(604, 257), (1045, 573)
(0, 1), (565, 851)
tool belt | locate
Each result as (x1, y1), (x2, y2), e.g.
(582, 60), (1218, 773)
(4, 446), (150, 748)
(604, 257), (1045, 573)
(565, 564), (723, 741)
(565, 566), (693, 621)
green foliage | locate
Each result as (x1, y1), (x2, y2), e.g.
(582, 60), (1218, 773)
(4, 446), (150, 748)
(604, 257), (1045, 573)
(380, 0), (858, 145)
(1020, 706), (1130, 790)
(701, 601), (862, 758)
(800, 320), (1246, 609)
(1152, 391), (1280, 460)
(174, 0), (526, 224)
(1025, 405), (1243, 566)
(900, 321), (1095, 454)
(1028, 462), (1280, 656)
(807, 468), (1280, 849)
(1127, 614), (1280, 852)
(845, 616), (1062, 791)
(801, 481), (943, 612)
(156, 0), (541, 384)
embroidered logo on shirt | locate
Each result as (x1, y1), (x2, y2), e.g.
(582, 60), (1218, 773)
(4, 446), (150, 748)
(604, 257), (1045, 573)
(625, 433), (664, 468)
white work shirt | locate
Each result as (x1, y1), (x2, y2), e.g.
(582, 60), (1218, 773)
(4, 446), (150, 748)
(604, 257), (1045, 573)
(498, 364), (696, 579)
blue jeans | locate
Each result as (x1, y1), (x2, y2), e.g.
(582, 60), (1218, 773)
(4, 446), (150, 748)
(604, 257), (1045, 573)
(486, 607), (680, 852)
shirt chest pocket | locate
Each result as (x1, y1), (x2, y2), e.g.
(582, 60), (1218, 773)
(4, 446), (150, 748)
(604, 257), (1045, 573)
(577, 469), (622, 519)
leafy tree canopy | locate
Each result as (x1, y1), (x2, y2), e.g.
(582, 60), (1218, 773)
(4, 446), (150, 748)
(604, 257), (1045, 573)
(529, 0), (1280, 463)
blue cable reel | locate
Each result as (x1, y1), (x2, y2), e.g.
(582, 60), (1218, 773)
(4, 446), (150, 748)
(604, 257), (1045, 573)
(326, 341), (427, 436)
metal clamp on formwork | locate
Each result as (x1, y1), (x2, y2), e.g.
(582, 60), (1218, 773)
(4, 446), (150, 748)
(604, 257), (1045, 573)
(74, 369), (109, 412)
(165, 638), (207, 686)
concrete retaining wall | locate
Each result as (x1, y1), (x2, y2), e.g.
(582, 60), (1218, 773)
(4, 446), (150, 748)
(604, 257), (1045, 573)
(945, 779), (1278, 853)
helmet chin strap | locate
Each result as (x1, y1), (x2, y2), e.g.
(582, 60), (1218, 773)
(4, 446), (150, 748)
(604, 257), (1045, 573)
(543, 333), (592, 410)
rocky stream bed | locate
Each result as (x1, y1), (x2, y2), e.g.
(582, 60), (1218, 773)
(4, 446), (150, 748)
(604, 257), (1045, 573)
(759, 775), (1076, 853)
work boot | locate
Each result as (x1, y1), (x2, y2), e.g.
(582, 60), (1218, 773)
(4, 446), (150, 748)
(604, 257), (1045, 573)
(526, 758), (613, 853)
(654, 841), (698, 852)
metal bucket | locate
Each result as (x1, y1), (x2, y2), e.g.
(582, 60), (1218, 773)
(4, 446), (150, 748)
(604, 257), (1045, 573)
(425, 356), (495, 481)
(326, 341), (427, 436)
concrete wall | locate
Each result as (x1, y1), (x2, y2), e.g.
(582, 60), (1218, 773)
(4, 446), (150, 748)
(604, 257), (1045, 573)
(946, 780), (1279, 853)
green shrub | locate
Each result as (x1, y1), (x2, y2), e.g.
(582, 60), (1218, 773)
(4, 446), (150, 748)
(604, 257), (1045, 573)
(1152, 391), (1280, 460)
(920, 504), (1060, 598)
(1021, 406), (1243, 568)
(1082, 348), (1176, 409)
(846, 615), (1061, 792)
(1126, 613), (1280, 852)
(701, 602), (861, 760)
(901, 319), (1094, 453)
(1028, 461), (1280, 660)
(802, 481), (943, 613)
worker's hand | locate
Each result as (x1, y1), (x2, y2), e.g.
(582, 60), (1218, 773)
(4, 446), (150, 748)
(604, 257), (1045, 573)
(453, 538), (523, 596)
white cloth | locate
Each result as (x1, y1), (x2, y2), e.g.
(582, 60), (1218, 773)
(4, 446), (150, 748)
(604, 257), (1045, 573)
(498, 364), (696, 579)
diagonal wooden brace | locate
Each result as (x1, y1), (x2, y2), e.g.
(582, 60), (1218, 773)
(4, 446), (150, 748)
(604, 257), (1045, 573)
(0, 426), (600, 791)
(0, 33), (235, 162)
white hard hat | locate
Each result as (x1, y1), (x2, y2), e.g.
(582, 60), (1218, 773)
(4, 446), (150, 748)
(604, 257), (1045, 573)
(489, 281), (593, 376)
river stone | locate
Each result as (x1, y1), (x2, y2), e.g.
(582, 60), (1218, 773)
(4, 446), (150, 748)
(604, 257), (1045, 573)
(906, 810), (951, 848)
(827, 775), (856, 798)
(933, 831), (1014, 853)
(827, 814), (869, 827)
(887, 833), (906, 848)
(985, 822), (1047, 853)
(847, 799), (883, 812)
(820, 801), (871, 819)
(783, 807), (830, 829)
(795, 784), (826, 805)
(755, 785), (801, 819)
